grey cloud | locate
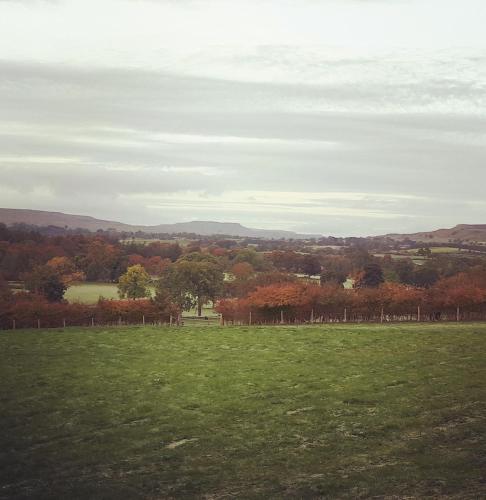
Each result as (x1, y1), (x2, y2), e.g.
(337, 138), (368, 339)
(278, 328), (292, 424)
(1, 60), (485, 235)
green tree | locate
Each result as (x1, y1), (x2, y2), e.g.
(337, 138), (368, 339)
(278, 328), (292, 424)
(394, 259), (415, 284)
(411, 267), (439, 288)
(417, 247), (432, 258)
(355, 263), (384, 288)
(301, 255), (321, 276)
(118, 264), (151, 299)
(320, 269), (347, 286)
(157, 252), (224, 316)
(24, 265), (67, 302)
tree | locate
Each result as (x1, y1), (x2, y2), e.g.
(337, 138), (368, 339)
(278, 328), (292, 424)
(24, 265), (67, 302)
(232, 248), (268, 271)
(320, 269), (347, 286)
(412, 267), (439, 288)
(417, 247), (432, 258)
(82, 240), (125, 282)
(157, 253), (224, 316)
(117, 265), (151, 299)
(231, 262), (255, 280)
(46, 256), (85, 285)
(354, 263), (384, 288)
(394, 259), (415, 284)
(301, 255), (321, 276)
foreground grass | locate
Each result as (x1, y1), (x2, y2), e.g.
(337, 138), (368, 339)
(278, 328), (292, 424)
(1, 324), (485, 499)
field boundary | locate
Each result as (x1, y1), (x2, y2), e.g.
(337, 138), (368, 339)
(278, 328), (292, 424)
(4, 313), (486, 331)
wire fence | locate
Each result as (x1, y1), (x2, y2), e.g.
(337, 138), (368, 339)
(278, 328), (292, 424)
(3, 309), (486, 331)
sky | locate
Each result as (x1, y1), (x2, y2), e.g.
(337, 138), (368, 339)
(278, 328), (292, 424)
(0, 0), (485, 236)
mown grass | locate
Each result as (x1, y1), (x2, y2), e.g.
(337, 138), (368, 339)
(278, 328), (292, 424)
(1, 323), (485, 499)
(64, 282), (121, 303)
(65, 283), (156, 304)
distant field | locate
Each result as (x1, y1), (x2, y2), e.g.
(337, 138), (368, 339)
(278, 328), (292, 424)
(64, 282), (122, 303)
(64, 284), (215, 317)
(430, 246), (461, 254)
(120, 238), (194, 246)
(403, 247), (461, 255)
(65, 283), (158, 303)
(1, 323), (485, 498)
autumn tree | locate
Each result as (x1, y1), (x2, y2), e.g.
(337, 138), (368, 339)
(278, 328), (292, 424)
(46, 256), (85, 285)
(117, 265), (152, 300)
(231, 262), (255, 280)
(82, 240), (125, 281)
(24, 265), (67, 302)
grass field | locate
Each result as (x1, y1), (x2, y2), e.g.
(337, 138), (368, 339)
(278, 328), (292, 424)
(65, 283), (156, 304)
(64, 283), (215, 317)
(1, 323), (485, 498)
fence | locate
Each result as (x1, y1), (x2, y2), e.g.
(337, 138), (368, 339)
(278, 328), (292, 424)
(3, 307), (486, 331)
(220, 307), (486, 326)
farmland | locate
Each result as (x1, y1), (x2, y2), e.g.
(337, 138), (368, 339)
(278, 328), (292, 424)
(64, 282), (122, 303)
(1, 323), (485, 498)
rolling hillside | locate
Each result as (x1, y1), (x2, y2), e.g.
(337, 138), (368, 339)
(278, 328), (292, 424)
(386, 224), (486, 244)
(0, 208), (316, 239)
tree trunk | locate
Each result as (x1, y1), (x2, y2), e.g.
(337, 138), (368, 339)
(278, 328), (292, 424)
(197, 298), (203, 317)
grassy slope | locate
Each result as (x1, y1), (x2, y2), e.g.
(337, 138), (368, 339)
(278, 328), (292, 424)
(1, 324), (485, 499)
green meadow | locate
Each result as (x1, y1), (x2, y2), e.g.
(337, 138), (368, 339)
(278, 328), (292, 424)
(1, 323), (485, 498)
(64, 283), (155, 304)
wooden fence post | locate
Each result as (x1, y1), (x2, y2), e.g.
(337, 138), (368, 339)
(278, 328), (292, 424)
(457, 306), (460, 322)
(381, 307), (384, 323)
(142, 315), (145, 326)
(280, 309), (284, 324)
(417, 306), (421, 322)
(37, 319), (40, 329)
(310, 308), (314, 323)
(249, 311), (252, 325)
(344, 308), (347, 323)
(91, 317), (95, 327)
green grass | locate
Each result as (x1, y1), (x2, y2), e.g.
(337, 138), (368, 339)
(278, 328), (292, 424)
(65, 283), (155, 304)
(1, 323), (486, 498)
(120, 238), (195, 246)
(430, 247), (461, 254)
(404, 247), (461, 255)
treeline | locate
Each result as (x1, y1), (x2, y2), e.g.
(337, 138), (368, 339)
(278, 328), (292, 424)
(0, 224), (183, 282)
(217, 269), (486, 324)
(4, 222), (486, 331)
(0, 292), (178, 330)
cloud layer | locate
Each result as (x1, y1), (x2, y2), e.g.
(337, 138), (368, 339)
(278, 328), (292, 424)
(0, 0), (485, 236)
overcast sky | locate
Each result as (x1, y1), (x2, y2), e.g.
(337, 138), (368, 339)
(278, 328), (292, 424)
(1, 0), (485, 236)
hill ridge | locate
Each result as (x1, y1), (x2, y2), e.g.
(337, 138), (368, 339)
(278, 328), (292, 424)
(0, 208), (317, 239)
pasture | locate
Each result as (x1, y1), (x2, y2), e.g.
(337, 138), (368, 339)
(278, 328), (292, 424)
(65, 283), (155, 304)
(1, 323), (485, 498)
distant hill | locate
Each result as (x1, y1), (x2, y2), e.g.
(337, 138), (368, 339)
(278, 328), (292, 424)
(0, 208), (317, 240)
(385, 224), (486, 244)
